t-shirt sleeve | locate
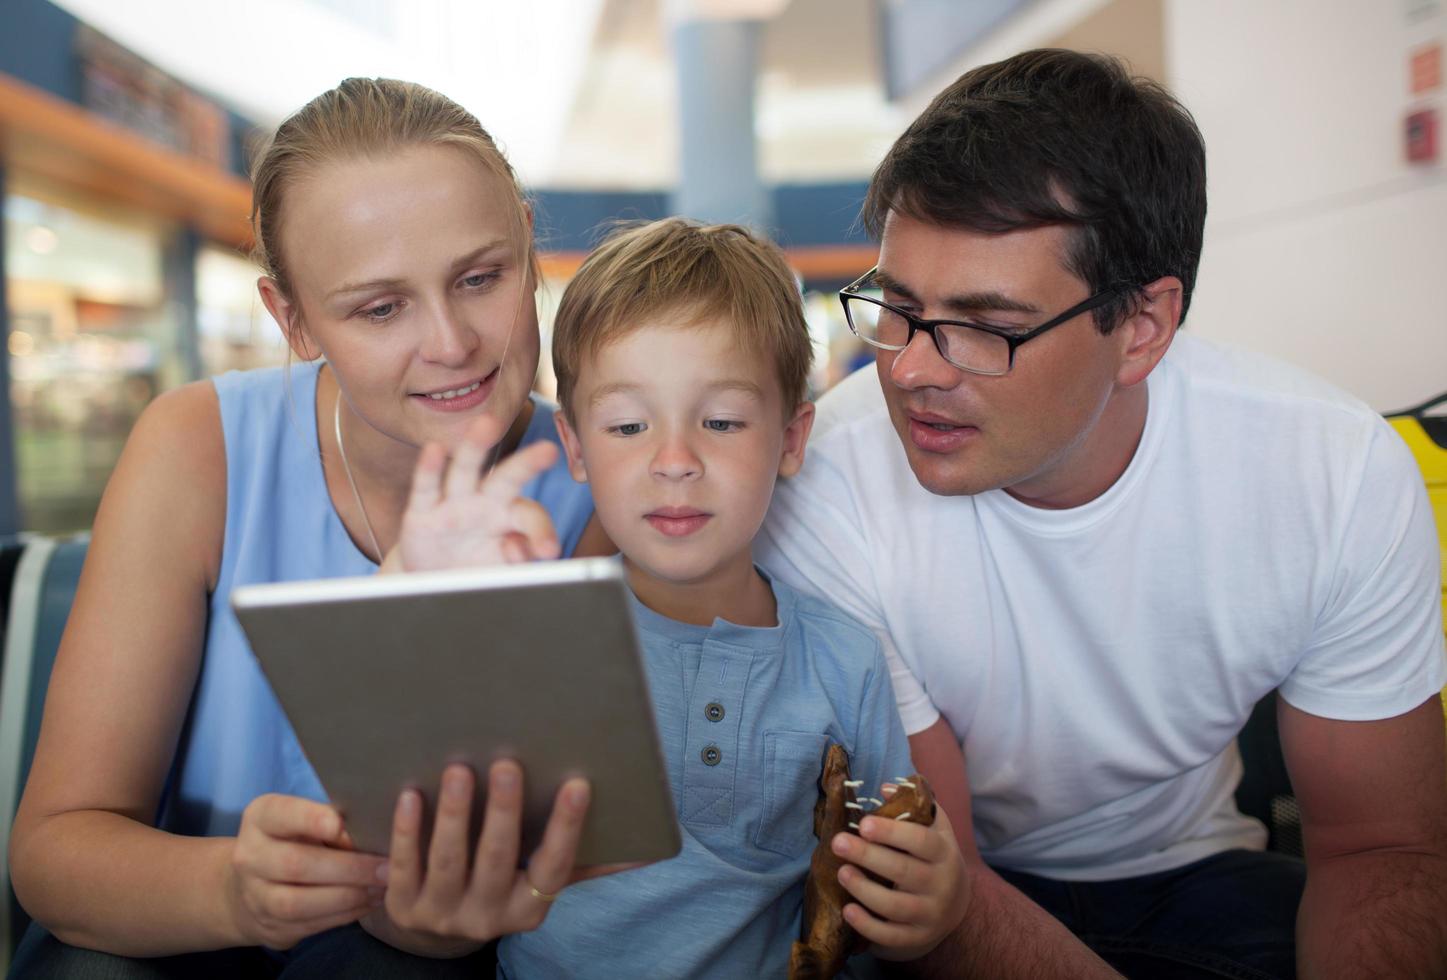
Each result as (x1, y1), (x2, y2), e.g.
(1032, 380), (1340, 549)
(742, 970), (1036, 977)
(850, 640), (917, 800)
(1279, 418), (1447, 719)
(759, 442), (941, 735)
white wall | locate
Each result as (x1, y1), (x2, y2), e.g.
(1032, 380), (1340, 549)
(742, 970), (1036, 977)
(1167, 0), (1446, 411)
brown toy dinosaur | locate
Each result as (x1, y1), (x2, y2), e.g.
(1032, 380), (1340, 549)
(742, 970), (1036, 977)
(788, 743), (937, 979)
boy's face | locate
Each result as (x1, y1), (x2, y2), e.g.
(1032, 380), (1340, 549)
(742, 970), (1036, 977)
(556, 317), (813, 599)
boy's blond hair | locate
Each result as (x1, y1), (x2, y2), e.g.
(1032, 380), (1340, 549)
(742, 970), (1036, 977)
(551, 218), (813, 418)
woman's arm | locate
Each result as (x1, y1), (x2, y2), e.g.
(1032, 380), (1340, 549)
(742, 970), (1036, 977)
(8, 383), (383, 955)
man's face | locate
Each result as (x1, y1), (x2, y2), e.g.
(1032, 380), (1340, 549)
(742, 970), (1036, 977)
(873, 212), (1134, 505)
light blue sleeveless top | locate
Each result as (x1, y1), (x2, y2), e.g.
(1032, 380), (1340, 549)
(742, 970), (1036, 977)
(154, 361), (594, 837)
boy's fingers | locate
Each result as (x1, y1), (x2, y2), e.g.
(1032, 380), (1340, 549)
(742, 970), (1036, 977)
(523, 778), (591, 898)
(253, 841), (385, 887)
(407, 442), (448, 513)
(837, 864), (928, 924)
(831, 833), (927, 892)
(384, 788), (425, 904)
(259, 882), (379, 923)
(470, 760), (525, 896)
(858, 815), (937, 859)
(841, 901), (921, 950)
(250, 795), (345, 844)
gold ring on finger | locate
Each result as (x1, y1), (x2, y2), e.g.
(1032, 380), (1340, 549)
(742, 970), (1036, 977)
(529, 884), (558, 903)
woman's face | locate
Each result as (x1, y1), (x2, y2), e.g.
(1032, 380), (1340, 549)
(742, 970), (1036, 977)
(267, 144), (539, 455)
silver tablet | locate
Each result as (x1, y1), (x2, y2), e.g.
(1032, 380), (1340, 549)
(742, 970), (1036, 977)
(231, 558), (680, 866)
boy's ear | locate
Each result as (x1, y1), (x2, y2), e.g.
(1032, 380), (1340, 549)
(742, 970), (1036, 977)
(776, 401), (815, 479)
(553, 409), (589, 483)
(257, 276), (318, 361)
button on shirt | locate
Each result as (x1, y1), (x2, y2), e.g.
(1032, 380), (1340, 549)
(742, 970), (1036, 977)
(497, 575), (914, 979)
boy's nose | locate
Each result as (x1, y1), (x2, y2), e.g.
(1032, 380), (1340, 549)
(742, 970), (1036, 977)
(651, 436), (703, 481)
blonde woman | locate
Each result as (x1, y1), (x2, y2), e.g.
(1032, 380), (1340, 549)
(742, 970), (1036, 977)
(9, 78), (610, 975)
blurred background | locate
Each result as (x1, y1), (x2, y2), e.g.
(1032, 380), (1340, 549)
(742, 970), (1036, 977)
(0, 0), (1441, 536)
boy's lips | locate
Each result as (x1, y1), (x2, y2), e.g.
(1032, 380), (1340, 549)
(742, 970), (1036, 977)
(645, 507), (711, 537)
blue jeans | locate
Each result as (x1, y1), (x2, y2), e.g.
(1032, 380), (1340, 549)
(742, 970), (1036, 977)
(8, 922), (497, 979)
(995, 848), (1306, 980)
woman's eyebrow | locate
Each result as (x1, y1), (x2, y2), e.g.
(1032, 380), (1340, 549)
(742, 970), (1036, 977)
(326, 240), (514, 301)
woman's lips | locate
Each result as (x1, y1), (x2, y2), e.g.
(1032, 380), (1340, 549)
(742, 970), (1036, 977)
(411, 369), (497, 413)
(645, 508), (711, 537)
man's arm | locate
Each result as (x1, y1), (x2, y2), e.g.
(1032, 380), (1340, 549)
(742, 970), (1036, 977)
(899, 719), (1121, 979)
(1281, 692), (1447, 978)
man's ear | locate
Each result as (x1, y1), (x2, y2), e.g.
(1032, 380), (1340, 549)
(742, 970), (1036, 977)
(257, 276), (318, 361)
(553, 409), (589, 484)
(1113, 275), (1181, 389)
(777, 401), (816, 479)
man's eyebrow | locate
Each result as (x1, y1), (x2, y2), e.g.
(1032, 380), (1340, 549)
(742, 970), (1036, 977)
(326, 239), (512, 301)
(872, 268), (1042, 317)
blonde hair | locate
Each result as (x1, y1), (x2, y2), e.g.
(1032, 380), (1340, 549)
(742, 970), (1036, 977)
(249, 77), (536, 302)
(552, 218), (813, 418)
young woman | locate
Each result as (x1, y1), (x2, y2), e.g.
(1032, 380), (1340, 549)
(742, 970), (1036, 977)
(8, 78), (608, 975)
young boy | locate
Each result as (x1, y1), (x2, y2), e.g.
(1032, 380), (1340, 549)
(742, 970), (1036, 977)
(493, 218), (967, 977)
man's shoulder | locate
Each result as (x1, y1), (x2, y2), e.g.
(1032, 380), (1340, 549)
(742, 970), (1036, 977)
(1169, 333), (1378, 428)
(810, 366), (892, 444)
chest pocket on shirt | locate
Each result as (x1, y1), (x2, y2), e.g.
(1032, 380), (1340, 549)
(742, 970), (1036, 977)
(756, 731), (833, 857)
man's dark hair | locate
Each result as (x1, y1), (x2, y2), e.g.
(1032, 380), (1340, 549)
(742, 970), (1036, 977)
(862, 48), (1207, 332)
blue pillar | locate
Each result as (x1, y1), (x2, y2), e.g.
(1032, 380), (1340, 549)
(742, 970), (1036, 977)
(165, 226), (203, 383)
(0, 166), (22, 536)
(670, 18), (772, 230)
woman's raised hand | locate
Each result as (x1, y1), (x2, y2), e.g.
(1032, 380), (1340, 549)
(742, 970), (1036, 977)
(222, 794), (387, 950)
(375, 760), (591, 945)
(394, 412), (563, 572)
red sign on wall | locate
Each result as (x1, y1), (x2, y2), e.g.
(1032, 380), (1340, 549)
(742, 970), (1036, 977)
(1411, 42), (1443, 94)
(1406, 108), (1439, 163)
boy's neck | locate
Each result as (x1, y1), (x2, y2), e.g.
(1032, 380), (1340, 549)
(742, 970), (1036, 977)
(624, 554), (778, 628)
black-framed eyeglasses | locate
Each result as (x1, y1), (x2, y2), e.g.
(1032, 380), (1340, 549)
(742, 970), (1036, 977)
(839, 267), (1126, 377)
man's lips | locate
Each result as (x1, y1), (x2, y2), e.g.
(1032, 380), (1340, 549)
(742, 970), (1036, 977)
(905, 410), (979, 453)
(645, 507), (711, 537)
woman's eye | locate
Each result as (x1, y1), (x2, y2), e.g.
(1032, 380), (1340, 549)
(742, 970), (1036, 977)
(461, 271), (498, 289)
(704, 419), (742, 432)
(360, 302), (397, 322)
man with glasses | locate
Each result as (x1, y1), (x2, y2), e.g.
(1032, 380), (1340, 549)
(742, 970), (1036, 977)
(760, 49), (1447, 978)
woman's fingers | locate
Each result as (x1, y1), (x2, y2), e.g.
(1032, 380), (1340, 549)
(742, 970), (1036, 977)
(469, 760), (526, 897)
(422, 764), (478, 907)
(479, 441), (559, 513)
(406, 442), (448, 515)
(383, 788), (426, 910)
(521, 778), (591, 898)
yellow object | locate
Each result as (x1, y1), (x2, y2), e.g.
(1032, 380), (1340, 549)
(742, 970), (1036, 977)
(1386, 400), (1447, 727)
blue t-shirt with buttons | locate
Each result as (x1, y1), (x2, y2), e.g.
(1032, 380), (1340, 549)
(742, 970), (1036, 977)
(497, 574), (914, 979)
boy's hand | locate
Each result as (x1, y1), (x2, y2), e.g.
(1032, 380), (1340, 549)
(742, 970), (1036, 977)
(829, 801), (970, 961)
(395, 412), (562, 572)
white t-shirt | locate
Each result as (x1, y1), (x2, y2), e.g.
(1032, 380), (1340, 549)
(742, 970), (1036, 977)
(758, 333), (1446, 881)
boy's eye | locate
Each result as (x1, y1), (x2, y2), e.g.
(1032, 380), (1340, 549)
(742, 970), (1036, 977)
(609, 422), (646, 436)
(704, 419), (742, 433)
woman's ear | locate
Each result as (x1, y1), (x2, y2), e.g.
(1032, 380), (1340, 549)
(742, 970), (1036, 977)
(257, 276), (318, 361)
